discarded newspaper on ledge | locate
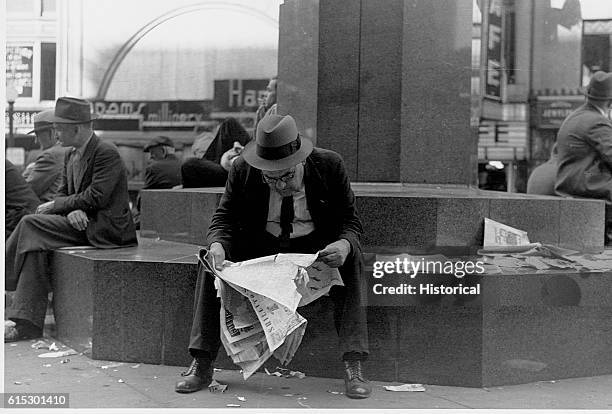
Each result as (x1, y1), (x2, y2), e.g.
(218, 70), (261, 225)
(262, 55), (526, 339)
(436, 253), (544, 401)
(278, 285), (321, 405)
(198, 249), (344, 380)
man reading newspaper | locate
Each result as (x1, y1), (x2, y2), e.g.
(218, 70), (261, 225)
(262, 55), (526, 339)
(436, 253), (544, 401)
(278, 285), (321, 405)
(175, 114), (370, 399)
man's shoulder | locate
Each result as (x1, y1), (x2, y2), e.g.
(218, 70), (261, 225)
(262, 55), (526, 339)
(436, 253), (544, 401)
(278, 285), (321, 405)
(308, 147), (344, 165)
(45, 145), (69, 159)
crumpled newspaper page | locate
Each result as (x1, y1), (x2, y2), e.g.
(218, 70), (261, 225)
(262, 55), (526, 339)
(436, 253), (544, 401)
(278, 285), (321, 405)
(483, 218), (533, 248)
(198, 248), (340, 380)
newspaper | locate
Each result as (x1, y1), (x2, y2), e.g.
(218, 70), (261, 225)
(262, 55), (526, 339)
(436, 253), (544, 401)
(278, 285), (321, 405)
(198, 248), (341, 380)
(482, 218), (541, 251)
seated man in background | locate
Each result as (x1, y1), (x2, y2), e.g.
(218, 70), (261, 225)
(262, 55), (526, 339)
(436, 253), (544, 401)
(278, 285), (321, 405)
(5, 161), (40, 239)
(5, 97), (137, 342)
(133, 136), (183, 225)
(526, 144), (558, 196)
(254, 76), (278, 136)
(175, 114), (371, 399)
(555, 71), (612, 241)
(142, 136), (182, 190)
(23, 109), (69, 202)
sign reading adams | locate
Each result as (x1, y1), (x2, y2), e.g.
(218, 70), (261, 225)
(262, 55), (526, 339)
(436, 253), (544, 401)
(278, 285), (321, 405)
(93, 100), (213, 130)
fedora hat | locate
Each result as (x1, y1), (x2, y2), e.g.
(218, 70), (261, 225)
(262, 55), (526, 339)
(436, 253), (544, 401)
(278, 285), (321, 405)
(242, 114), (313, 171)
(27, 109), (55, 134)
(50, 97), (97, 123)
(585, 71), (612, 100)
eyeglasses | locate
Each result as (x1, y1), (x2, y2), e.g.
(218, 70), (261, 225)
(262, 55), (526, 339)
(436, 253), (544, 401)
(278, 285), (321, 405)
(261, 169), (296, 186)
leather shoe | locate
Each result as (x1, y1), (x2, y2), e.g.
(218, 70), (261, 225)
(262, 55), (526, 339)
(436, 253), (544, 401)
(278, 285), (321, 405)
(175, 357), (213, 393)
(4, 319), (42, 343)
(343, 360), (372, 399)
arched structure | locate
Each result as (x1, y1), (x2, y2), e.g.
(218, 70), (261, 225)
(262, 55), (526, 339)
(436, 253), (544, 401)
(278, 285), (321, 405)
(95, 1), (278, 100)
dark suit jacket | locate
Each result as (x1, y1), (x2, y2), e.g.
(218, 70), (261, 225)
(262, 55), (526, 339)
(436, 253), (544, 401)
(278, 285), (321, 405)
(5, 161), (40, 238)
(50, 134), (137, 248)
(555, 102), (612, 203)
(143, 154), (182, 189)
(181, 157), (228, 188)
(25, 144), (68, 202)
(207, 148), (363, 261)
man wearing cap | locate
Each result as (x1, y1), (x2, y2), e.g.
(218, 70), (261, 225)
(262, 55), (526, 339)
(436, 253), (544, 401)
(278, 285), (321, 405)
(175, 114), (371, 399)
(555, 71), (612, 241)
(23, 109), (69, 202)
(142, 135), (182, 189)
(5, 97), (137, 342)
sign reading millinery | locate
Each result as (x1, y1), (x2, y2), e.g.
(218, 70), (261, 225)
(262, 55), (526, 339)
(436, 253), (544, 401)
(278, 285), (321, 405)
(534, 99), (583, 129)
(6, 45), (34, 98)
(213, 79), (269, 113)
(93, 100), (212, 129)
(485, 0), (503, 100)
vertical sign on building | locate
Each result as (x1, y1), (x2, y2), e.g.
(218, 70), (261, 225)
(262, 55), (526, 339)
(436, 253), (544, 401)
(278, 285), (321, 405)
(6, 45), (34, 98)
(485, 0), (503, 100)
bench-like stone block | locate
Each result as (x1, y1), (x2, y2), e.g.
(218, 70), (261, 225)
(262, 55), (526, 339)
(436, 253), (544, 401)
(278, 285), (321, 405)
(140, 186), (606, 253)
(52, 239), (200, 365)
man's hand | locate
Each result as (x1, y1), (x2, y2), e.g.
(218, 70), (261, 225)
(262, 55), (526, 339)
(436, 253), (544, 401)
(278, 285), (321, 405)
(209, 242), (227, 270)
(317, 239), (351, 268)
(67, 209), (89, 231)
(36, 201), (55, 214)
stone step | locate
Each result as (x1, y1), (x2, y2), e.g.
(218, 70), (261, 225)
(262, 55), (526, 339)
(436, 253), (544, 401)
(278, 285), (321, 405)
(51, 238), (612, 387)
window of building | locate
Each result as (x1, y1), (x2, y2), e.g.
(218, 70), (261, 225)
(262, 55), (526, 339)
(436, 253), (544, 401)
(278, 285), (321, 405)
(582, 20), (612, 85)
(503, 0), (516, 85)
(6, 0), (35, 14)
(41, 0), (56, 16)
(40, 43), (56, 101)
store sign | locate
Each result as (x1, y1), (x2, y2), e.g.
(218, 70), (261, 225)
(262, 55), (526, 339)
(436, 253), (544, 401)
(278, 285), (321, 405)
(6, 45), (34, 98)
(93, 100), (212, 129)
(534, 99), (583, 129)
(485, 0), (503, 100)
(213, 79), (268, 112)
(478, 121), (527, 160)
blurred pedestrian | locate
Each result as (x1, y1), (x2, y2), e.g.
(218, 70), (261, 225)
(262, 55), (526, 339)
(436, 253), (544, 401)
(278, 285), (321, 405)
(527, 144), (558, 196)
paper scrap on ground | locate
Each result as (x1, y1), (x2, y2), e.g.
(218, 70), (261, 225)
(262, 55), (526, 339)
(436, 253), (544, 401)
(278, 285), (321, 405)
(208, 380), (228, 393)
(38, 349), (77, 358)
(199, 248), (338, 380)
(384, 384), (426, 392)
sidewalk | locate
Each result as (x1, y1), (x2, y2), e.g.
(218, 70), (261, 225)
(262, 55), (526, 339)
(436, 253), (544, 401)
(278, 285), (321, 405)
(4, 336), (612, 410)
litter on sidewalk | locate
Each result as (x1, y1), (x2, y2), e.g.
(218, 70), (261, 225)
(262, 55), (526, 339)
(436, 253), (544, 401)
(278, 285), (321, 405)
(384, 384), (426, 392)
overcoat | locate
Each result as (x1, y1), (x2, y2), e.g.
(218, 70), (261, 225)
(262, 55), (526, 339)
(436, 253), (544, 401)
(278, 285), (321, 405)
(555, 102), (612, 203)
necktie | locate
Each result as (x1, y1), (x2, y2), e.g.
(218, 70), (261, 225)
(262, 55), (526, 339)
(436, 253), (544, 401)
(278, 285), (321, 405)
(279, 195), (294, 248)
(71, 150), (82, 189)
